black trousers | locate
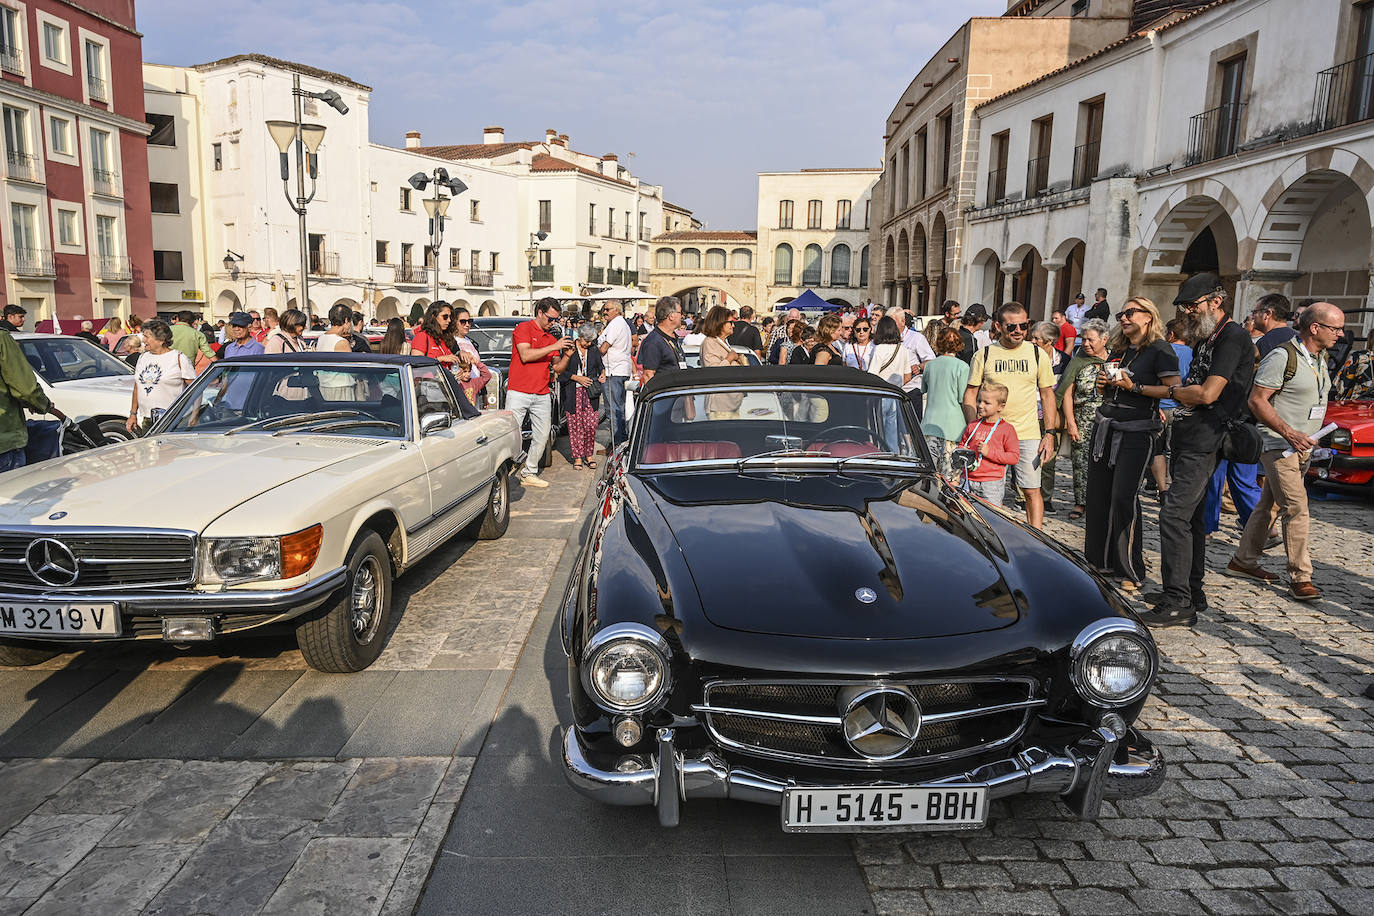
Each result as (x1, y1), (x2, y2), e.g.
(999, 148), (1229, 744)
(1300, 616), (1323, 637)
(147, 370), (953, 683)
(1084, 430), (1153, 583)
(1158, 448), (1220, 608)
(908, 388), (924, 421)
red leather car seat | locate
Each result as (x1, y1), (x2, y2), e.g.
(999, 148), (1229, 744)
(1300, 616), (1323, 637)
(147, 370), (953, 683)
(642, 441), (743, 463)
(807, 441), (879, 457)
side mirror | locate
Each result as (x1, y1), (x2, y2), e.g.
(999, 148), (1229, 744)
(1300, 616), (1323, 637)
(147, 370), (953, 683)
(420, 411), (452, 435)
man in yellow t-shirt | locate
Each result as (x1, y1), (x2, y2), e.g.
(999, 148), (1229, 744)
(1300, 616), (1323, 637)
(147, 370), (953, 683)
(963, 302), (1059, 529)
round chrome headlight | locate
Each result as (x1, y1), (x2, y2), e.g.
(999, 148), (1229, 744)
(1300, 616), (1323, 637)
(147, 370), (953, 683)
(1071, 620), (1157, 707)
(582, 624), (671, 713)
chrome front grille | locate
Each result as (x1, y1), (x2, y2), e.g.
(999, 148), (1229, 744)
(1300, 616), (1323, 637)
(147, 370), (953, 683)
(0, 530), (196, 591)
(694, 678), (1042, 768)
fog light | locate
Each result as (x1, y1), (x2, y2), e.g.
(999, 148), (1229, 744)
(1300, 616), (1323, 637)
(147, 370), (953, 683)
(613, 716), (643, 747)
(162, 617), (215, 641)
(615, 755), (648, 773)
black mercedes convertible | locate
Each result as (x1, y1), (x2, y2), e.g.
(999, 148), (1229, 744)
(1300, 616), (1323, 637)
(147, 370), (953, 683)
(560, 366), (1164, 832)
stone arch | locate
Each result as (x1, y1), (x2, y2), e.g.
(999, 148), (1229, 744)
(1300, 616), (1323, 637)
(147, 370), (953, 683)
(971, 248), (1003, 308)
(681, 248), (702, 269)
(930, 213), (947, 276)
(911, 223), (928, 278)
(802, 243), (823, 286)
(479, 300), (499, 316)
(330, 297), (361, 314)
(895, 230), (910, 280)
(414, 297), (432, 309)
(883, 235), (896, 282)
(1049, 238), (1087, 314)
(859, 244), (870, 287)
(1140, 181), (1247, 278)
(377, 296), (402, 320)
(285, 297), (318, 313)
(1249, 165), (1372, 276)
(825, 296), (853, 309)
(655, 247), (676, 269)
(215, 289), (241, 316)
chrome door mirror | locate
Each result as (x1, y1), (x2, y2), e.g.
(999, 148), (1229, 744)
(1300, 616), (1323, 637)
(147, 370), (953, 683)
(420, 411), (452, 435)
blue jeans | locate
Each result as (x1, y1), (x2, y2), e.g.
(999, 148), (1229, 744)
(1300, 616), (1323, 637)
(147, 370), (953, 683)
(604, 375), (628, 446)
(0, 447), (26, 473)
(1204, 459), (1261, 534)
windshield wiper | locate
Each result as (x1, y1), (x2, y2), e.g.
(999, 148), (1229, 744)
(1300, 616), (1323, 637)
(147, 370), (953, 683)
(274, 418), (402, 436)
(226, 410), (366, 435)
(835, 451), (924, 474)
(735, 447), (828, 471)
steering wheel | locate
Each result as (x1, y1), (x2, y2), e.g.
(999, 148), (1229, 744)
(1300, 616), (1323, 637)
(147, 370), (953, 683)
(809, 425), (880, 449)
(75, 365), (100, 379)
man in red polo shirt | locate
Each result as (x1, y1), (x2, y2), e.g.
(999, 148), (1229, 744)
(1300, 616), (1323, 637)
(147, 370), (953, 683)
(508, 297), (572, 487)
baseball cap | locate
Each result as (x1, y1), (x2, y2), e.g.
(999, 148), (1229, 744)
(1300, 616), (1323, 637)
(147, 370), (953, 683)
(1174, 272), (1224, 305)
(1073, 292), (1085, 300)
(227, 311), (253, 327)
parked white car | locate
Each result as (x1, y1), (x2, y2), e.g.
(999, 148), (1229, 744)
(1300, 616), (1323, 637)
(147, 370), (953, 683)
(15, 333), (135, 444)
(0, 353), (523, 672)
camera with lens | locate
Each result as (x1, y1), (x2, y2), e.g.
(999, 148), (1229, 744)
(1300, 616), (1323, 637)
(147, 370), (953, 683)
(548, 323), (564, 340)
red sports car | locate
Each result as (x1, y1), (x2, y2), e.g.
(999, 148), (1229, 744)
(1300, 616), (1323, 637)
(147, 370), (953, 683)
(1309, 399), (1374, 492)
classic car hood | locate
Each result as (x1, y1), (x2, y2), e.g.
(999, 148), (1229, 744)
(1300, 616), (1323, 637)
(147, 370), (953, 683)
(52, 375), (135, 396)
(642, 472), (1020, 639)
(1325, 399), (1374, 436)
(0, 434), (382, 530)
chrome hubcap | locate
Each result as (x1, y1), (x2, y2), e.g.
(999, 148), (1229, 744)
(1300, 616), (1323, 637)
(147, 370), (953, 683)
(493, 475), (507, 520)
(351, 557), (382, 644)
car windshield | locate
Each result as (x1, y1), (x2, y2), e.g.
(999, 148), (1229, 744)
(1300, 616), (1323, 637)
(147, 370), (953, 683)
(20, 337), (133, 383)
(160, 363), (407, 437)
(467, 327), (512, 354)
(636, 386), (923, 468)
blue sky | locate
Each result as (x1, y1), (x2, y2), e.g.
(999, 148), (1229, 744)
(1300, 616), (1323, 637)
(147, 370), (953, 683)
(139, 0), (1006, 229)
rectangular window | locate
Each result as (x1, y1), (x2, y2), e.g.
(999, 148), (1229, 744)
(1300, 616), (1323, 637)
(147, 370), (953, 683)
(470, 249), (481, 271)
(937, 109), (953, 188)
(608, 209), (615, 237)
(538, 249), (551, 267)
(836, 199), (852, 230)
(489, 251), (499, 272)
(212, 142), (222, 170)
(375, 240), (389, 264)
(638, 211), (646, 239)
(400, 242), (413, 265)
(84, 41), (107, 101)
(56, 208), (78, 246)
(48, 116), (69, 156)
(1215, 54), (1246, 158)
(0, 7), (19, 70)
(149, 182), (179, 214)
(778, 199), (794, 229)
(95, 214), (117, 258)
(400, 187), (412, 211)
(1028, 116), (1052, 196)
(538, 199), (551, 232)
(449, 248), (461, 269)
(88, 127), (110, 172)
(470, 199), (480, 221)
(146, 113), (175, 147)
(4, 105), (27, 156)
(153, 250), (183, 281)
(42, 22), (64, 63)
(988, 130), (1009, 205)
(10, 202), (35, 251)
(912, 128), (926, 202)
(864, 199), (871, 230)
(624, 210), (631, 240)
(807, 199), (822, 230)
(588, 203), (596, 235)
(1074, 98), (1103, 188)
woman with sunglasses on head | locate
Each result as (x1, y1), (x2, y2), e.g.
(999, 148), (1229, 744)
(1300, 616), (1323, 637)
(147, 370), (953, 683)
(1087, 297), (1181, 592)
(843, 318), (876, 370)
(452, 306), (492, 408)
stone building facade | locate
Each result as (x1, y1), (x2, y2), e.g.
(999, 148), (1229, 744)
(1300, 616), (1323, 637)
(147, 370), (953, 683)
(757, 169), (878, 311)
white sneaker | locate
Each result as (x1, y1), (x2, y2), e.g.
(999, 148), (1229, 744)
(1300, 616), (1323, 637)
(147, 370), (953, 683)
(519, 473), (549, 488)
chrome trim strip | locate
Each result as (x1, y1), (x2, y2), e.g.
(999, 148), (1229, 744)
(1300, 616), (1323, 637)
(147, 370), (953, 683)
(922, 699), (1048, 724)
(0, 566), (347, 616)
(690, 704), (843, 727)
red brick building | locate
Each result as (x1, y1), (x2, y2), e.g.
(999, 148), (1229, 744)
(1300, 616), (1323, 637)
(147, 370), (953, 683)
(0, 0), (153, 328)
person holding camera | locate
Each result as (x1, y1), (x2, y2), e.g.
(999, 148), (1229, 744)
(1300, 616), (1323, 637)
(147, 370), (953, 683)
(510, 298), (573, 488)
(1142, 273), (1254, 628)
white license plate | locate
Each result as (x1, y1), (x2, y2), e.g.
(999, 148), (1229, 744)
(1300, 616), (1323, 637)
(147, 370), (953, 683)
(0, 602), (120, 638)
(781, 786), (987, 832)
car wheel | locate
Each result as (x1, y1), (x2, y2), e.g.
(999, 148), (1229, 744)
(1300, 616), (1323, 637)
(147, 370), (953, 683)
(468, 467), (510, 540)
(97, 419), (134, 445)
(0, 641), (60, 666)
(296, 531), (392, 673)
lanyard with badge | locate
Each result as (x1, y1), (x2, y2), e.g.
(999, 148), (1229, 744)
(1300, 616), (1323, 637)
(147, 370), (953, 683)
(1296, 344), (1327, 420)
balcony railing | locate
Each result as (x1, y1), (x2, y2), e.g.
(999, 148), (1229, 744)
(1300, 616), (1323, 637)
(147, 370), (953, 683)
(9, 247), (55, 278)
(773, 268), (791, 286)
(530, 264), (554, 284)
(87, 75), (108, 102)
(96, 254), (132, 281)
(800, 266), (822, 286)
(1187, 102), (1245, 165)
(1072, 141), (1100, 189)
(0, 44), (22, 75)
(394, 263), (430, 285)
(625, 270), (639, 287)
(588, 266), (605, 284)
(985, 167), (1007, 206)
(1312, 52), (1374, 132)
(6, 151), (38, 183)
(639, 227), (652, 241)
(309, 251), (339, 276)
(1025, 154), (1051, 197)
(466, 269), (494, 287)
(91, 168), (120, 198)
(606, 268), (624, 286)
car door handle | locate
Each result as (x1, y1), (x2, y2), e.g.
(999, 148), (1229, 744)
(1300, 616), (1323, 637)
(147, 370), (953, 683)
(476, 435), (489, 445)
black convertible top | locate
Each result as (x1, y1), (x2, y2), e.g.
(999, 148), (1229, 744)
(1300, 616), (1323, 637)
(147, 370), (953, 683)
(217, 352), (438, 366)
(638, 365), (908, 399)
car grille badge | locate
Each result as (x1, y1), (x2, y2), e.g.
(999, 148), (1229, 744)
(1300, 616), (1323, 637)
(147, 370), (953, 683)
(855, 587), (877, 604)
(840, 686), (922, 759)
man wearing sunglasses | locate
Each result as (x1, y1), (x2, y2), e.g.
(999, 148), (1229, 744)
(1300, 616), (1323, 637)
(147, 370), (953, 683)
(1143, 272), (1254, 628)
(963, 302), (1058, 529)
(597, 299), (633, 448)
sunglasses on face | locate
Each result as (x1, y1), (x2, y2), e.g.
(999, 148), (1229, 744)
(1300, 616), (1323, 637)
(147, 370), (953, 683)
(855, 325), (871, 332)
(456, 318), (471, 325)
(1116, 308), (1144, 321)
(1003, 321), (1032, 332)
(438, 313), (452, 321)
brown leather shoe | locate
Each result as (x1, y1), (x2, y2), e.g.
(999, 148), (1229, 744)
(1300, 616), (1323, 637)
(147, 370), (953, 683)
(1289, 581), (1321, 601)
(1225, 558), (1280, 583)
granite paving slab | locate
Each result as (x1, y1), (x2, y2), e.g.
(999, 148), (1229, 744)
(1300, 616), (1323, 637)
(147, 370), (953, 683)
(0, 757), (95, 834)
(230, 760), (362, 822)
(260, 836), (410, 916)
(34, 758), (181, 816)
(23, 844), (194, 916)
(99, 760), (269, 846)
(223, 671), (398, 758)
(317, 756), (448, 838)
(0, 812), (121, 897)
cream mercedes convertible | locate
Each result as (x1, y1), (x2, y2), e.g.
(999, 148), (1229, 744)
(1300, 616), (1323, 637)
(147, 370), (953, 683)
(0, 354), (522, 672)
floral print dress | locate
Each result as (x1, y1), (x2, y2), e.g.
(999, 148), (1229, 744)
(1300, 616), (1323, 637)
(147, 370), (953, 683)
(1070, 362), (1105, 506)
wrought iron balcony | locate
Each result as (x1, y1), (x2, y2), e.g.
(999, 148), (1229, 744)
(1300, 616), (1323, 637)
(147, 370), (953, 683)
(96, 255), (132, 281)
(1186, 102), (1245, 165)
(530, 264), (554, 284)
(6, 152), (38, 183)
(624, 270), (639, 286)
(9, 247), (55, 278)
(1025, 154), (1051, 197)
(309, 251), (339, 276)
(773, 267), (792, 285)
(0, 44), (22, 75)
(1072, 141), (1100, 189)
(87, 75), (108, 102)
(466, 269), (494, 287)
(394, 263), (430, 285)
(588, 266), (605, 284)
(985, 167), (1007, 206)
(91, 168), (120, 198)
(606, 268), (624, 286)
(1312, 52), (1374, 132)
(800, 267), (822, 286)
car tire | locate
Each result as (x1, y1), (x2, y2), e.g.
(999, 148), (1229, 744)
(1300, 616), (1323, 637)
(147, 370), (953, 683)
(468, 468), (510, 540)
(296, 531), (392, 673)
(97, 419), (134, 445)
(0, 642), (60, 667)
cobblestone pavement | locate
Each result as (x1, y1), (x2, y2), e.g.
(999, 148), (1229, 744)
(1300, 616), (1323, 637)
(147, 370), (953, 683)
(0, 449), (595, 916)
(860, 484), (1374, 916)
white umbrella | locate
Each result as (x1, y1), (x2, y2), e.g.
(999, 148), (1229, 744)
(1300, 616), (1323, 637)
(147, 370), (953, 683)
(587, 285), (655, 301)
(517, 286), (584, 301)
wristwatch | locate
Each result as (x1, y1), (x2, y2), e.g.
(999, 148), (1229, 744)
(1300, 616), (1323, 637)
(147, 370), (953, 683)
(1167, 384), (1177, 400)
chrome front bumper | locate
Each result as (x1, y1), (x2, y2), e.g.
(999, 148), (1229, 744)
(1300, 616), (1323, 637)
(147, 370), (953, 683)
(563, 714), (1165, 828)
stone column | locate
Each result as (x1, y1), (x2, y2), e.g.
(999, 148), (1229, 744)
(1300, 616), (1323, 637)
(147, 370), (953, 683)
(1041, 259), (1066, 321)
(1000, 263), (1019, 308)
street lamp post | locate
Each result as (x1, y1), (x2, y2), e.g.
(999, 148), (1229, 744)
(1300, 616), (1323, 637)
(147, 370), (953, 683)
(265, 73), (348, 318)
(408, 168), (468, 305)
(525, 230), (548, 307)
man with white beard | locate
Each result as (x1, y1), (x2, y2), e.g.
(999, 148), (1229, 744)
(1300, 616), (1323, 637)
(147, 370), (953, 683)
(1140, 273), (1255, 629)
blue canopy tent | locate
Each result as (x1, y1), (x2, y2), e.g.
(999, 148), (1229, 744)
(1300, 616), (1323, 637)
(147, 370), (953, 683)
(778, 289), (832, 313)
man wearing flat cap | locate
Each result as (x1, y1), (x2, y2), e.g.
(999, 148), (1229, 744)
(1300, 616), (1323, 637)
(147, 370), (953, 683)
(1139, 273), (1254, 629)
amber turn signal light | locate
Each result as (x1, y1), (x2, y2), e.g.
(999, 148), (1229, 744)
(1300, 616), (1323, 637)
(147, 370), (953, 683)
(280, 524), (323, 579)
